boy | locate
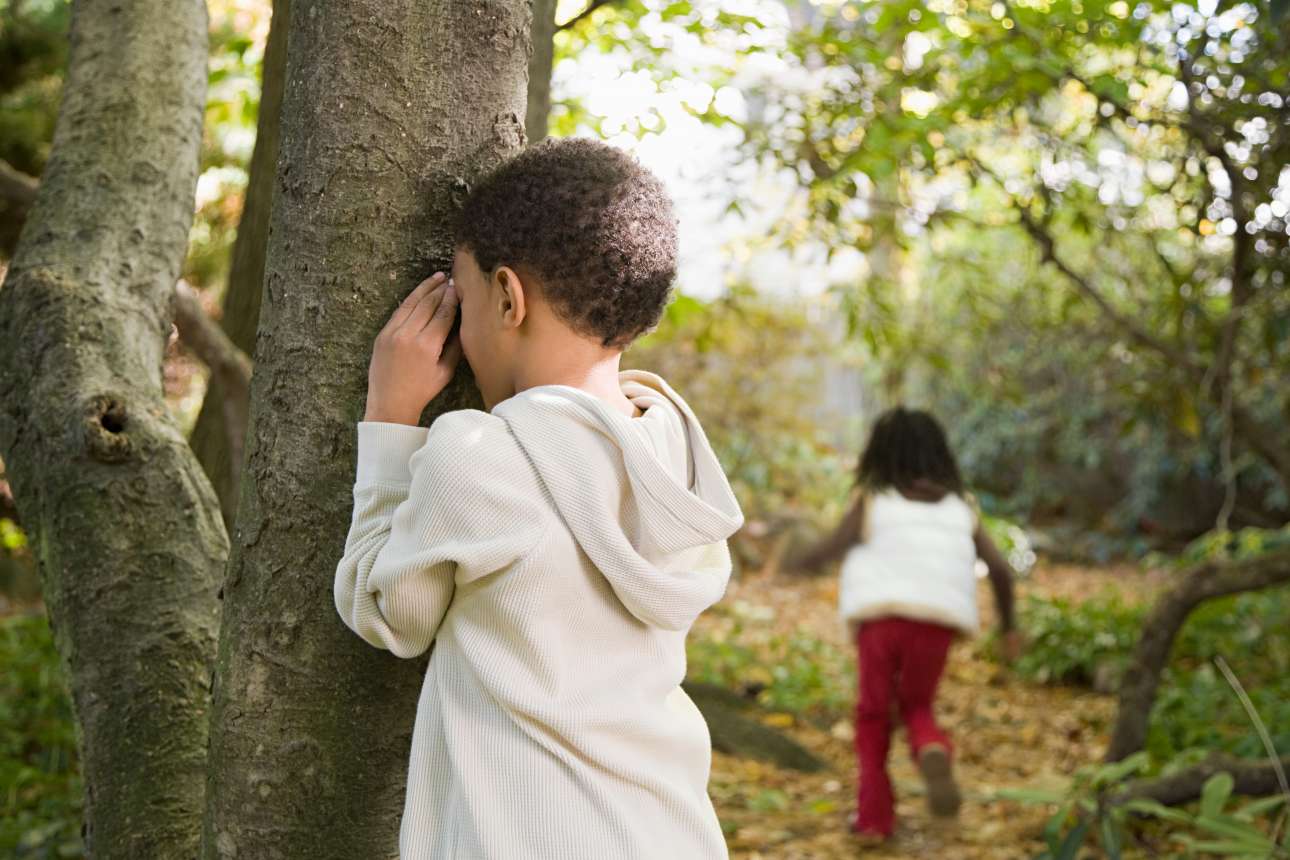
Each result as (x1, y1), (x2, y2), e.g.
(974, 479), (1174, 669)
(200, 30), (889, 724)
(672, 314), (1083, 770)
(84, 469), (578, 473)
(334, 138), (744, 859)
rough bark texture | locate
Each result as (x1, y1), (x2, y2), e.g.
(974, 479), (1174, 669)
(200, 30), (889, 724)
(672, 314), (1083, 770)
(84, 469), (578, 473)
(1105, 547), (1290, 763)
(200, 1), (531, 856)
(188, 0), (290, 533)
(0, 1), (220, 856)
(526, 0), (557, 144)
(1111, 753), (1290, 807)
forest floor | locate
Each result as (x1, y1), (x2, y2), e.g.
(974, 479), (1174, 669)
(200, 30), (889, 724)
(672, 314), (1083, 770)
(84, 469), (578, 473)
(701, 562), (1163, 860)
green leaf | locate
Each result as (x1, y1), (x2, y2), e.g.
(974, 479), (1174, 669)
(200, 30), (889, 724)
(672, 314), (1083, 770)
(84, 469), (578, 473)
(1192, 814), (1274, 846)
(1120, 797), (1193, 824)
(1184, 839), (1274, 856)
(1200, 772), (1235, 818)
(1100, 814), (1123, 860)
(1044, 801), (1076, 851)
(1055, 818), (1092, 860)
(1235, 793), (1288, 820)
(1093, 752), (1151, 788)
(996, 787), (1067, 804)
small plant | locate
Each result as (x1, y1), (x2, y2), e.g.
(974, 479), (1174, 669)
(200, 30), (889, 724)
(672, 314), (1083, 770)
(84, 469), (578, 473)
(1013, 594), (1142, 686)
(687, 614), (855, 719)
(1001, 758), (1289, 859)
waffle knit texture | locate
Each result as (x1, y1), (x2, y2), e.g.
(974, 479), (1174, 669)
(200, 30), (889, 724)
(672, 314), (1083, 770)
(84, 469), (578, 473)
(334, 370), (744, 859)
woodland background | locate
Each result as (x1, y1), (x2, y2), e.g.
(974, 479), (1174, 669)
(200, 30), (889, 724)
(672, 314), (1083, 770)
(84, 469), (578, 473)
(1, 0), (1288, 857)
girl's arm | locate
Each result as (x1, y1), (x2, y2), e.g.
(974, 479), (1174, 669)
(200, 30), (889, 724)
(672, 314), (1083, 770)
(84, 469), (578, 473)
(972, 526), (1017, 633)
(787, 494), (867, 574)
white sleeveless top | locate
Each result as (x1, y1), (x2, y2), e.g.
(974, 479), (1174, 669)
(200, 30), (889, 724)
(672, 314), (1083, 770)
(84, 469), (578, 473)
(837, 489), (980, 635)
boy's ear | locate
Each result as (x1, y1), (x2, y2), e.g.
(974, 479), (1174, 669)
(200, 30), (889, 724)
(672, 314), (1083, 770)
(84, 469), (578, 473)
(494, 265), (527, 329)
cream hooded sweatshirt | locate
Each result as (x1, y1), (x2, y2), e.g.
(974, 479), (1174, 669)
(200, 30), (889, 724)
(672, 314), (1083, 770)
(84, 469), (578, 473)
(334, 370), (744, 860)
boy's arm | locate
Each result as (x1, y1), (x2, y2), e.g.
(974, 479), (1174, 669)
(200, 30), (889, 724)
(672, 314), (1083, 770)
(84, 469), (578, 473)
(334, 420), (453, 659)
(334, 413), (543, 659)
(787, 494), (866, 574)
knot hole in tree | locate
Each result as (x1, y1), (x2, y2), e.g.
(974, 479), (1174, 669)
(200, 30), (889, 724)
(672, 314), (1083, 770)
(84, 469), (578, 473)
(83, 394), (132, 462)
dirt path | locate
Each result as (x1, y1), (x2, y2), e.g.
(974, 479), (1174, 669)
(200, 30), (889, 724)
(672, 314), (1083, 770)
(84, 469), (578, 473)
(700, 564), (1150, 859)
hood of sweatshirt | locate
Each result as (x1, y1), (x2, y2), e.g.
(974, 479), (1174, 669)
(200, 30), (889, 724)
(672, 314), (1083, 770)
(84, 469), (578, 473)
(491, 369), (744, 631)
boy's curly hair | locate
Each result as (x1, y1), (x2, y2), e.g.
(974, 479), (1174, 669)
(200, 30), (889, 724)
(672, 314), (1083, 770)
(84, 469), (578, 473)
(454, 137), (678, 349)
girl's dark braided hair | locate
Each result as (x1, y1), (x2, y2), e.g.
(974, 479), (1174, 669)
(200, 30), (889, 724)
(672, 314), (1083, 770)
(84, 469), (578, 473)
(855, 407), (964, 495)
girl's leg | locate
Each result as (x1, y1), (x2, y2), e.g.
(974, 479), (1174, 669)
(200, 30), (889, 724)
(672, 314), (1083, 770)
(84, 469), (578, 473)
(853, 620), (898, 836)
(893, 620), (960, 816)
(894, 620), (954, 756)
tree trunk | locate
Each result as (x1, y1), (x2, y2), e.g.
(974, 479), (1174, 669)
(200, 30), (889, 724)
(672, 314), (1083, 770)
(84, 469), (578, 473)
(1105, 547), (1290, 763)
(526, 0), (557, 144)
(200, 2), (531, 856)
(0, 1), (219, 856)
(188, 0), (290, 532)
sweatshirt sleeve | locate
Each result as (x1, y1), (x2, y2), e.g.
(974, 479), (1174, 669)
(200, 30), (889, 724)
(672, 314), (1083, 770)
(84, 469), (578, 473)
(333, 412), (541, 659)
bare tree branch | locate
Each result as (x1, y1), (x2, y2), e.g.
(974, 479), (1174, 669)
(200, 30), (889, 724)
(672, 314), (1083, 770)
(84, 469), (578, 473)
(172, 280), (252, 494)
(556, 0), (616, 31)
(0, 159), (39, 211)
(1111, 753), (1290, 807)
(969, 155), (1202, 374)
(1105, 547), (1290, 762)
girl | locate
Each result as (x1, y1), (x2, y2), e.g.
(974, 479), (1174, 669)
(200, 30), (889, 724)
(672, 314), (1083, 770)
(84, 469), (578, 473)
(792, 407), (1022, 842)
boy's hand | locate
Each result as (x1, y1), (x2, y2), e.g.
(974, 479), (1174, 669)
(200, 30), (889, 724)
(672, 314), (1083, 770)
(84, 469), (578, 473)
(1000, 629), (1024, 664)
(363, 272), (462, 425)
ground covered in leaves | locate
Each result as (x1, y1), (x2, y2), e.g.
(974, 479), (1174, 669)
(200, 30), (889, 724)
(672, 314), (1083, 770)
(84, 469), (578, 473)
(696, 564), (1155, 859)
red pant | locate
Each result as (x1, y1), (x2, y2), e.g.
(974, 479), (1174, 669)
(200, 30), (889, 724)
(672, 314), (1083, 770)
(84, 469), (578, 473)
(853, 617), (956, 836)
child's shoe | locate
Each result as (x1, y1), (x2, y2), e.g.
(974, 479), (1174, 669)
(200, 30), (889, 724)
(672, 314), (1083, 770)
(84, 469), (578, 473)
(847, 810), (891, 845)
(917, 744), (962, 817)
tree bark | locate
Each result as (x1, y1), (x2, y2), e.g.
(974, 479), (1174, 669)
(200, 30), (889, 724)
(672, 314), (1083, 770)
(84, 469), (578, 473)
(526, 0), (557, 145)
(0, 1), (219, 857)
(188, 0), (290, 533)
(1111, 753), (1290, 807)
(1105, 547), (1290, 763)
(200, 1), (531, 856)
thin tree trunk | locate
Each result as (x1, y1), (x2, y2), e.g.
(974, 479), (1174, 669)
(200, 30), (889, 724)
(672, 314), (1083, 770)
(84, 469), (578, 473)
(188, 0), (290, 532)
(527, 0), (557, 144)
(1105, 547), (1290, 762)
(0, 1), (219, 856)
(200, 1), (531, 856)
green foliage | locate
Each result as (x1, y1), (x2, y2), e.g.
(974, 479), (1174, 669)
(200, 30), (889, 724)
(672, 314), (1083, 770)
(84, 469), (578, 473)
(1016, 581), (1290, 762)
(743, 0), (1290, 538)
(1015, 593), (1143, 686)
(1, 517), (26, 551)
(1166, 525), (1290, 568)
(0, 0), (68, 174)
(686, 607), (855, 718)
(627, 286), (861, 536)
(0, 612), (82, 859)
(1003, 759), (1289, 859)
(183, 0), (272, 292)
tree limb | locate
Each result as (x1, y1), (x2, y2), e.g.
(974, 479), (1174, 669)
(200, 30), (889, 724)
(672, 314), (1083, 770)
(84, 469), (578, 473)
(0, 159), (38, 210)
(1111, 753), (1290, 807)
(556, 0), (615, 31)
(172, 280), (252, 494)
(1105, 547), (1290, 762)
(970, 155), (1202, 375)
